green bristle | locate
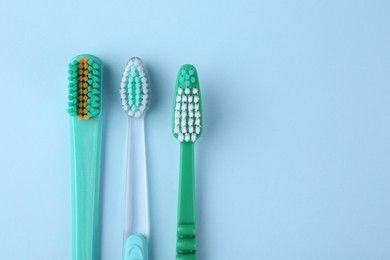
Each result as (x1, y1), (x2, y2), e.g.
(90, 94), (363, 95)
(92, 76), (100, 82)
(127, 65), (145, 111)
(67, 60), (79, 117)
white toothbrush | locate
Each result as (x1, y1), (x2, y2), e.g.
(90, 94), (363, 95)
(120, 57), (150, 260)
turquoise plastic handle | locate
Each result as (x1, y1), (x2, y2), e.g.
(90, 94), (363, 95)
(176, 142), (196, 260)
(70, 116), (103, 260)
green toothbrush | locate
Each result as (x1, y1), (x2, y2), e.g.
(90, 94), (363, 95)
(172, 64), (202, 260)
(67, 54), (103, 260)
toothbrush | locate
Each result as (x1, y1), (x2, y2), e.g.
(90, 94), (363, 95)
(67, 54), (103, 260)
(172, 64), (202, 260)
(120, 57), (151, 260)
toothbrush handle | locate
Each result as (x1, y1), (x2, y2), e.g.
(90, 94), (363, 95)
(70, 117), (103, 260)
(123, 117), (149, 260)
(176, 142), (196, 260)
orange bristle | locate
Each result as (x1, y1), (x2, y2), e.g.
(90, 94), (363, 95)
(76, 58), (90, 120)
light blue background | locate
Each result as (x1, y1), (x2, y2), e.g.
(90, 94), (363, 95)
(0, 0), (389, 259)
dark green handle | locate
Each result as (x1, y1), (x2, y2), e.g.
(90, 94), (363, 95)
(176, 142), (196, 260)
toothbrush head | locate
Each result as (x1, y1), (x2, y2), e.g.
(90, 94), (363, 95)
(120, 57), (150, 118)
(172, 64), (202, 143)
(67, 54), (103, 120)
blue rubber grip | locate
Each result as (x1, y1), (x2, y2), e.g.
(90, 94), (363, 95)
(124, 234), (148, 260)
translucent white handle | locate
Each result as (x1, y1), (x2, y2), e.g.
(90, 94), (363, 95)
(123, 117), (149, 257)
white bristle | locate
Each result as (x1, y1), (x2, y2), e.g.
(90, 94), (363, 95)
(120, 57), (149, 118)
(174, 80), (201, 143)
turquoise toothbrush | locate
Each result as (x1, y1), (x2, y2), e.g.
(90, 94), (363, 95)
(172, 65), (202, 260)
(67, 54), (103, 260)
(120, 57), (151, 260)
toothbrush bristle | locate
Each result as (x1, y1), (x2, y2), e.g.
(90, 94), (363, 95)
(67, 55), (102, 120)
(173, 65), (202, 143)
(120, 57), (150, 118)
